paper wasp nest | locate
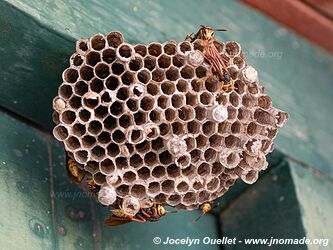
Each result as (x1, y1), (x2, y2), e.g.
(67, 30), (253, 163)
(53, 32), (288, 210)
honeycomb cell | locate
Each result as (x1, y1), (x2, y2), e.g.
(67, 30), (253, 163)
(123, 170), (137, 183)
(166, 67), (179, 81)
(77, 39), (88, 53)
(53, 125), (69, 141)
(158, 54), (172, 68)
(71, 53), (83, 66)
(152, 165), (166, 179)
(136, 140), (151, 154)
(60, 110), (76, 125)
(172, 54), (185, 68)
(167, 194), (182, 206)
(179, 106), (195, 121)
(176, 153), (191, 168)
(148, 43), (162, 57)
(100, 158), (115, 175)
(72, 123), (86, 137)
(91, 146), (106, 161)
(74, 81), (88, 96)
(117, 43), (133, 60)
(116, 184), (130, 197)
(85, 161), (99, 174)
(202, 121), (217, 136)
(86, 51), (101, 66)
(130, 184), (146, 199)
(137, 69), (151, 84)
(82, 135), (97, 148)
(199, 92), (213, 105)
(180, 65), (195, 79)
(137, 167), (150, 180)
(106, 32), (124, 48)
(163, 42), (177, 55)
(225, 41), (241, 57)
(65, 136), (81, 151)
(102, 48), (116, 64)
(171, 94), (185, 108)
(148, 182), (161, 195)
(80, 66), (94, 81)
(140, 96), (155, 111)
(134, 44), (147, 57)
(204, 148), (217, 163)
(161, 180), (175, 193)
(144, 152), (158, 166)
(63, 68), (79, 83)
(182, 192), (196, 205)
(59, 84), (73, 100)
(179, 41), (192, 53)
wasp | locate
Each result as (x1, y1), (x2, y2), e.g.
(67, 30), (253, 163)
(86, 178), (100, 194)
(65, 152), (85, 183)
(104, 200), (168, 227)
(186, 25), (234, 92)
(193, 201), (219, 223)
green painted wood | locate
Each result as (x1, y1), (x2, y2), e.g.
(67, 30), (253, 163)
(220, 160), (332, 250)
(1, 0), (332, 177)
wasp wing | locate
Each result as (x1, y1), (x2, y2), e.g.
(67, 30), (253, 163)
(104, 215), (132, 227)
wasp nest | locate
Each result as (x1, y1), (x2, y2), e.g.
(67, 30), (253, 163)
(53, 32), (288, 210)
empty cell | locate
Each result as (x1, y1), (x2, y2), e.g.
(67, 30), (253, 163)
(112, 129), (126, 143)
(267, 128), (278, 139)
(182, 192), (196, 205)
(152, 69), (165, 82)
(165, 67), (179, 81)
(227, 106), (238, 120)
(218, 121), (231, 134)
(90, 34), (106, 50)
(88, 120), (103, 135)
(148, 43), (162, 57)
(138, 167), (150, 180)
(229, 92), (240, 107)
(202, 121), (216, 136)
(53, 125), (69, 141)
(225, 135), (241, 148)
(72, 123), (86, 137)
(77, 40), (88, 52)
(248, 83), (259, 94)
(158, 54), (171, 68)
(144, 56), (156, 71)
(185, 137), (196, 150)
(115, 156), (128, 169)
(95, 63), (110, 79)
(74, 150), (89, 164)
(232, 56), (245, 69)
(61, 110), (76, 124)
(68, 95), (82, 109)
(144, 152), (158, 166)
(63, 68), (79, 83)
(216, 93), (228, 105)
(82, 135), (96, 148)
(103, 116), (117, 131)
(136, 140), (151, 153)
(213, 40), (225, 52)
(129, 56), (143, 71)
(152, 137), (164, 151)
(155, 193), (166, 204)
(167, 164), (180, 178)
(111, 62), (125, 75)
(258, 95), (272, 109)
(161, 180), (175, 193)
(134, 44), (147, 56)
(238, 107), (251, 120)
(242, 94), (257, 108)
(176, 181), (189, 193)
(134, 111), (147, 125)
(83, 93), (100, 109)
(123, 171), (137, 183)
(157, 95), (170, 109)
(106, 31), (124, 48)
(105, 76), (120, 90)
(129, 127), (145, 143)
(149, 110), (162, 122)
(179, 41), (192, 53)
(226, 152), (240, 168)
(116, 87), (130, 101)
(148, 182), (160, 194)
(234, 80), (245, 94)
(80, 66), (94, 81)
(196, 66), (207, 78)
(110, 101), (124, 116)
(175, 80), (188, 93)
(198, 162), (211, 176)
(65, 136), (81, 151)
(207, 177), (220, 191)
(98, 131), (111, 144)
(194, 106), (206, 121)
(254, 109), (276, 126)
(191, 177), (204, 190)
(59, 84), (73, 100)
(199, 92), (213, 105)
(180, 65), (195, 79)
(165, 108), (176, 122)
(182, 164), (196, 177)
(90, 78), (104, 93)
(171, 94), (185, 108)
(95, 105), (108, 119)
(107, 143), (120, 157)
(225, 41), (241, 57)
(116, 185), (130, 197)
(91, 146), (105, 160)
(140, 96), (155, 111)
(172, 54), (185, 68)
(176, 154), (191, 168)
(246, 122), (262, 136)
(118, 43), (133, 59)
(147, 83), (159, 96)
(161, 81), (176, 95)
(187, 120), (201, 134)
(179, 106), (195, 121)
(198, 190), (210, 204)
(168, 194), (181, 206)
(190, 149), (201, 163)
(137, 69), (151, 84)
(204, 148), (217, 162)
(209, 134), (223, 148)
(86, 51), (101, 66)
(196, 134), (207, 148)
(231, 121), (242, 134)
(126, 98), (139, 112)
(212, 162), (224, 175)
(52, 112), (60, 124)
(102, 48), (116, 63)
(276, 111), (288, 127)
(241, 170), (258, 184)
(74, 81), (88, 96)
(172, 122), (185, 135)
(131, 185), (146, 198)
(85, 161), (99, 174)
(159, 123), (172, 136)
(71, 53), (83, 66)
(164, 42), (177, 55)
(152, 165), (166, 178)
(159, 151), (173, 165)
(119, 114), (133, 129)
(100, 158), (115, 175)
(93, 173), (106, 185)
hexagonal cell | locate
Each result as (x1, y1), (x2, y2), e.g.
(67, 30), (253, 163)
(86, 51), (101, 66)
(166, 164), (180, 178)
(134, 111), (147, 125)
(148, 43), (162, 57)
(165, 66), (179, 81)
(115, 156), (128, 169)
(105, 75), (120, 90)
(72, 123), (86, 137)
(182, 192), (196, 205)
(176, 180), (190, 193)
(65, 136), (81, 151)
(126, 98), (139, 112)
(144, 152), (158, 167)
(190, 149), (202, 163)
(110, 101), (124, 117)
(147, 82), (159, 96)
(248, 83), (260, 94)
(91, 145), (106, 161)
(107, 143), (120, 157)
(152, 68), (165, 82)
(82, 135), (96, 148)
(185, 136), (196, 151)
(202, 121), (217, 136)
(161, 81), (176, 95)
(111, 62), (125, 75)
(178, 106), (195, 121)
(163, 42), (177, 55)
(149, 109), (162, 123)
(171, 94), (185, 108)
(102, 48), (116, 64)
(123, 170), (137, 183)
(195, 66), (207, 79)
(53, 125), (69, 141)
(161, 180), (175, 194)
(135, 140), (151, 154)
(118, 114), (133, 129)
(197, 162), (211, 176)
(85, 161), (99, 174)
(97, 131), (111, 144)
(157, 95), (170, 109)
(90, 78), (104, 93)
(80, 66), (94, 81)
(63, 68), (79, 83)
(103, 115), (117, 131)
(237, 107), (252, 121)
(95, 105), (108, 119)
(225, 41), (241, 57)
(180, 65), (195, 79)
(198, 190), (210, 204)
(137, 167), (150, 180)
(204, 148), (218, 163)
(137, 69), (151, 84)
(58, 84), (73, 100)
(117, 43), (133, 60)
(129, 56), (143, 71)
(140, 96), (155, 111)
(106, 31), (124, 48)
(74, 81), (88, 96)
(206, 177), (220, 192)
(112, 129), (126, 143)
(199, 92), (213, 105)
(182, 164), (196, 178)
(158, 54), (172, 69)
(176, 154), (191, 168)
(88, 120), (103, 135)
(212, 162), (224, 175)
(232, 56), (245, 70)
(225, 135), (241, 148)
(196, 134), (207, 148)
(71, 53), (83, 66)
(159, 151), (173, 165)
(148, 182), (161, 195)
(187, 120), (201, 134)
(151, 137), (164, 151)
(100, 158), (115, 175)
(227, 106), (238, 120)
(131, 184), (146, 198)
(120, 71), (136, 87)
(152, 165), (166, 179)
(159, 122), (172, 137)
(82, 92), (100, 109)
(167, 194), (182, 206)
(194, 106), (206, 121)
(246, 122), (263, 137)
(213, 40), (225, 52)
(134, 44), (147, 57)
(77, 39), (88, 53)
(68, 95), (82, 109)
(242, 94), (257, 108)
(179, 41), (192, 53)
(172, 122), (185, 135)
(60, 110), (76, 125)
(172, 54), (185, 68)
(116, 184), (130, 197)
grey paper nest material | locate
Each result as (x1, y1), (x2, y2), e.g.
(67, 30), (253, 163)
(52, 32), (288, 210)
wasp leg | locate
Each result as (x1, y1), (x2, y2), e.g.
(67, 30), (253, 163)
(140, 208), (151, 218)
(133, 214), (146, 222)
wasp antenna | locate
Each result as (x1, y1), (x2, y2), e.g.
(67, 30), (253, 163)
(192, 212), (205, 223)
(211, 201), (220, 210)
(214, 29), (228, 32)
(170, 210), (178, 214)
